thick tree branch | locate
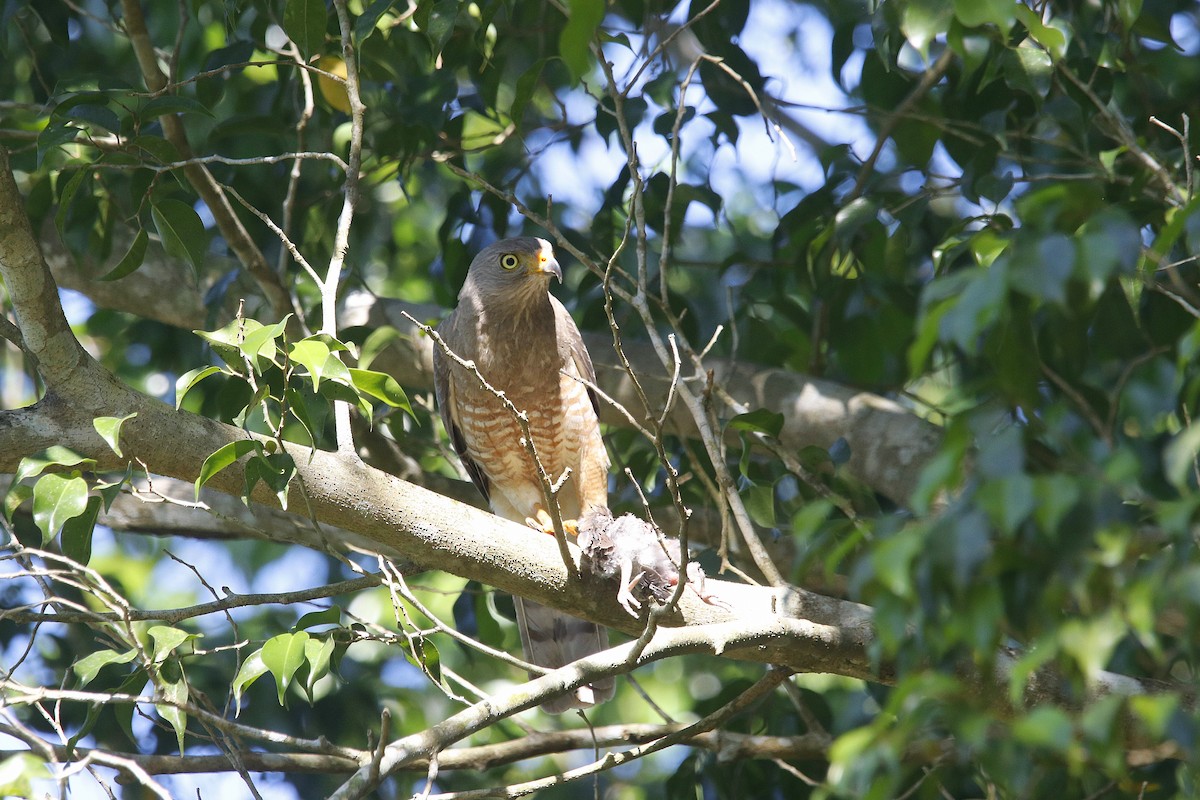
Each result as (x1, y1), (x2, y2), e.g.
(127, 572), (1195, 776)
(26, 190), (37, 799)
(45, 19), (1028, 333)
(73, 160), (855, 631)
(0, 145), (1158, 741)
(39, 231), (942, 507)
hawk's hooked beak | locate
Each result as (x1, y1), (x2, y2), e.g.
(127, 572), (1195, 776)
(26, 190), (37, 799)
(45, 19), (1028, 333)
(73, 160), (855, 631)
(535, 252), (563, 283)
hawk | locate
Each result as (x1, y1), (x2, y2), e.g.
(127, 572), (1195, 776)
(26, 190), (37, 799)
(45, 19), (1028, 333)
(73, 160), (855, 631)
(432, 236), (614, 713)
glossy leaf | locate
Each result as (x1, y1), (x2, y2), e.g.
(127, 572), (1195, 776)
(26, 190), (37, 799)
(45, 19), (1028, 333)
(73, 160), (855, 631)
(156, 659), (189, 754)
(97, 228), (149, 282)
(93, 413), (137, 458)
(295, 607), (342, 630)
(175, 366), (223, 409)
(73, 648), (138, 687)
(282, 0), (327, 57)
(232, 650), (269, 716)
(348, 368), (412, 413)
(13, 447), (94, 487)
(195, 440), (262, 498)
(559, 0), (605, 80)
(727, 409), (785, 438)
(32, 473), (89, 545)
(60, 495), (100, 565)
(151, 199), (207, 275)
(261, 631), (310, 706)
(148, 626), (199, 664)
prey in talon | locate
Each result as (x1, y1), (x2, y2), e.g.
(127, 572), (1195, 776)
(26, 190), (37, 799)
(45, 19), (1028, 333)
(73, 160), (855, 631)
(578, 507), (725, 617)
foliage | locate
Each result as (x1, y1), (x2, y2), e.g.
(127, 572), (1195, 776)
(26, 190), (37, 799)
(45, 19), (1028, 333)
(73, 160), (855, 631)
(2, 0), (1200, 798)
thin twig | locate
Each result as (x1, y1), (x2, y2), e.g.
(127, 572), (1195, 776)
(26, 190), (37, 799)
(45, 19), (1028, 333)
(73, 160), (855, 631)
(849, 47), (955, 202)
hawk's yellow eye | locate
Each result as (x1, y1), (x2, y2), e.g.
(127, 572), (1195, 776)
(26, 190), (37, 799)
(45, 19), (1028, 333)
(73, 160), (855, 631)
(500, 253), (520, 270)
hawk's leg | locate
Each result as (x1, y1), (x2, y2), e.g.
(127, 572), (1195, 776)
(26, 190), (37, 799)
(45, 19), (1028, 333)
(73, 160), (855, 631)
(524, 506), (579, 537)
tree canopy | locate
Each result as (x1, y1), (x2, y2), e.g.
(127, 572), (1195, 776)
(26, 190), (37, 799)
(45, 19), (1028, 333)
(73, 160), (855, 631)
(2, 0), (1200, 798)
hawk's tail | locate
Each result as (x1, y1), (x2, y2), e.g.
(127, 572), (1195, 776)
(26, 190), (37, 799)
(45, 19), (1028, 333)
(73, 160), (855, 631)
(514, 597), (614, 714)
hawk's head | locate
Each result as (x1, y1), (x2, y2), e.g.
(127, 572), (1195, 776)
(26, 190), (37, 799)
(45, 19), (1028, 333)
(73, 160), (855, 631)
(463, 237), (562, 304)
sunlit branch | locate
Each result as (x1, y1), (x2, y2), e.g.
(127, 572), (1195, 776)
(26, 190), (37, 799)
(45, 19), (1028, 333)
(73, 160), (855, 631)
(421, 667), (794, 800)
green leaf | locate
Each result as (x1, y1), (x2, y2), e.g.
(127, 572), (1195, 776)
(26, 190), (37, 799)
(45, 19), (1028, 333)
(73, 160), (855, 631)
(283, 0), (327, 57)
(195, 440), (262, 498)
(32, 473), (89, 545)
(61, 495), (101, 565)
(1164, 423), (1200, 490)
(355, 0), (395, 43)
(73, 648), (138, 687)
(0, 753), (50, 797)
(175, 366), (224, 409)
(151, 198), (207, 275)
(231, 650), (269, 716)
(791, 499), (834, 540)
(1059, 612), (1125, 683)
(422, 0), (459, 54)
(1032, 474), (1080, 533)
(129, 134), (182, 164)
(14, 446), (94, 486)
(743, 483), (777, 528)
(300, 635), (336, 700)
(54, 168), (88, 238)
(98, 228), (149, 282)
(148, 625), (198, 664)
(872, 529), (925, 597)
(95, 464), (133, 512)
(1014, 5), (1068, 61)
(404, 636), (443, 688)
(1117, 0), (1143, 29)
(559, 0), (605, 81)
(139, 95), (215, 120)
(261, 631), (310, 706)
(1129, 694), (1179, 739)
(3, 483), (32, 524)
(295, 606), (341, 630)
(239, 314), (291, 368)
(37, 121), (80, 165)
(318, 377), (374, 420)
(244, 453), (295, 510)
(289, 338), (333, 388)
(1139, 195), (1200, 274)
(357, 325), (403, 370)
(348, 368), (412, 413)
(283, 386), (319, 449)
(727, 409), (785, 438)
(156, 659), (189, 754)
(93, 413), (137, 458)
(953, 0), (1015, 28)
(511, 59), (548, 123)
(976, 473), (1035, 535)
(52, 91), (120, 131)
(901, 0), (953, 59)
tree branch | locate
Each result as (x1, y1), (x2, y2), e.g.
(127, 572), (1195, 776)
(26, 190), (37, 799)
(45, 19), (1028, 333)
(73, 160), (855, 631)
(0, 143), (1160, 756)
(118, 0), (294, 317)
(38, 228), (943, 507)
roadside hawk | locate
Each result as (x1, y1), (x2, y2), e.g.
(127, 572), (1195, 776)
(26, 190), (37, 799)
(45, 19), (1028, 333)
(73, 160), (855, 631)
(432, 236), (614, 713)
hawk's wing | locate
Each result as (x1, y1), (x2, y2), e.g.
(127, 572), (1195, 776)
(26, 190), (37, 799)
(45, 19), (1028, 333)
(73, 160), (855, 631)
(553, 297), (602, 419)
(433, 313), (491, 504)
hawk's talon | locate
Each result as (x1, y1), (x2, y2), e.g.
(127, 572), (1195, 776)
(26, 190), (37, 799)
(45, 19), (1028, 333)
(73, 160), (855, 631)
(525, 507), (579, 537)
